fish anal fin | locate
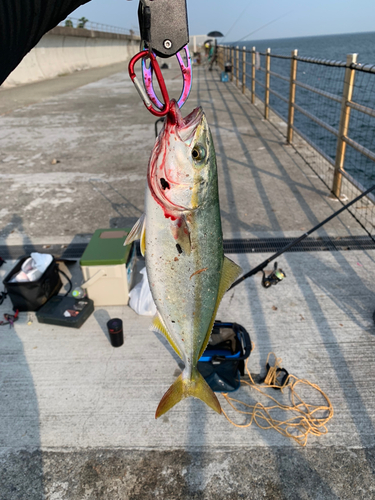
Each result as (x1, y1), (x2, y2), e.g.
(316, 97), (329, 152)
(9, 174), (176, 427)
(197, 256), (242, 360)
(151, 314), (182, 359)
(155, 369), (221, 418)
(124, 214), (146, 256)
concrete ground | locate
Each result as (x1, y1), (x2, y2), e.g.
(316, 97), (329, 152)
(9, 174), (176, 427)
(1, 61), (375, 499)
(0, 56), (367, 245)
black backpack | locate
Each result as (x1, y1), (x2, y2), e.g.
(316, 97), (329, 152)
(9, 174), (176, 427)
(198, 321), (252, 392)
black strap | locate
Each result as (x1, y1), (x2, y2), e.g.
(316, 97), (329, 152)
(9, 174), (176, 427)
(233, 323), (252, 360)
(0, 291), (8, 305)
(58, 269), (73, 297)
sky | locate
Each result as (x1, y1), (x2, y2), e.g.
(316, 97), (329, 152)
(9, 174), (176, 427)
(70, 0), (375, 42)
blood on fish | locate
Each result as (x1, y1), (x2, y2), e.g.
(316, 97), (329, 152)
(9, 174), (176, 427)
(189, 267), (208, 280)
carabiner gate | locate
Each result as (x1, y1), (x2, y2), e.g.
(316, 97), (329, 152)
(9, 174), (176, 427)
(128, 50), (170, 117)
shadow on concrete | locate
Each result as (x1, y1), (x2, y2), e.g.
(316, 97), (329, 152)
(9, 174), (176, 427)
(201, 69), (344, 498)
(0, 214), (37, 244)
(89, 179), (142, 231)
(223, 79), (363, 238)
(93, 309), (112, 344)
(294, 252), (375, 461)
(0, 215), (45, 499)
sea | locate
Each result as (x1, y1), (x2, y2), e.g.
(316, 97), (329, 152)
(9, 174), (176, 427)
(239, 31), (375, 65)
(225, 31), (375, 189)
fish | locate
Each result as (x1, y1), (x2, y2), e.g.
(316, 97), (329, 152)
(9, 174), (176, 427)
(125, 100), (242, 418)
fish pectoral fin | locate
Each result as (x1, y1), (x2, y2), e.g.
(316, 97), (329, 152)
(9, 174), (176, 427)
(198, 256), (243, 360)
(151, 314), (183, 359)
(124, 213), (146, 256)
(155, 369), (221, 418)
(171, 215), (191, 256)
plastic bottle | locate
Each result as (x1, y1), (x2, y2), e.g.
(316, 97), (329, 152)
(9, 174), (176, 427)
(72, 287), (86, 299)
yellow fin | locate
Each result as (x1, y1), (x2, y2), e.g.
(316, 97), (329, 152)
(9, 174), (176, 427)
(151, 314), (182, 359)
(124, 213), (146, 256)
(155, 369), (221, 418)
(140, 222), (146, 257)
(197, 256), (242, 360)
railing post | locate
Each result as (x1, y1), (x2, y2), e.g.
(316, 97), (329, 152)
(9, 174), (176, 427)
(236, 46), (239, 87)
(251, 46), (256, 104)
(218, 45), (222, 70)
(332, 53), (358, 197)
(264, 48), (271, 119)
(287, 49), (298, 144)
(242, 46), (246, 94)
(230, 47), (234, 82)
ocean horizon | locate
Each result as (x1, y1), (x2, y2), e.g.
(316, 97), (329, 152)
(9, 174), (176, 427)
(227, 31), (375, 65)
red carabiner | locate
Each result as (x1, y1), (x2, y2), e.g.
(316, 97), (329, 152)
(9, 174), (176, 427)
(128, 50), (170, 117)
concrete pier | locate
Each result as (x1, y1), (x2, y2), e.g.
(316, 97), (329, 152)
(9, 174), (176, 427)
(1, 62), (375, 499)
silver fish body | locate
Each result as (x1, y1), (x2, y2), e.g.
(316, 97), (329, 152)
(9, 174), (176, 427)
(126, 101), (242, 417)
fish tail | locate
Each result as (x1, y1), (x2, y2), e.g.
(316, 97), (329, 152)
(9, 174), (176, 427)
(155, 369), (222, 418)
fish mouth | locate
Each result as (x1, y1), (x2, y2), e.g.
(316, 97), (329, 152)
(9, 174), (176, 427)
(167, 100), (204, 144)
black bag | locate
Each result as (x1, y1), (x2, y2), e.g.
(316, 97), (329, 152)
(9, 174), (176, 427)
(198, 321), (252, 392)
(3, 256), (62, 311)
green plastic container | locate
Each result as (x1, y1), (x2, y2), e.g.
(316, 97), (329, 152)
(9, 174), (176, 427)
(80, 228), (132, 267)
(79, 228), (136, 306)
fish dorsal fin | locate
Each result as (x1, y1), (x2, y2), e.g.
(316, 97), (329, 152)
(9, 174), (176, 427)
(197, 256), (242, 361)
(124, 213), (146, 256)
(151, 313), (183, 359)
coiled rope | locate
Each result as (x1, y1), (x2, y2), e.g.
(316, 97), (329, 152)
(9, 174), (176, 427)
(221, 352), (334, 447)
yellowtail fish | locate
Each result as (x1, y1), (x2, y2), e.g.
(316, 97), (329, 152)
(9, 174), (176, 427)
(125, 100), (242, 418)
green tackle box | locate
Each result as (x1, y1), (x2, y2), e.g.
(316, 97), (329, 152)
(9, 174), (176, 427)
(80, 228), (136, 306)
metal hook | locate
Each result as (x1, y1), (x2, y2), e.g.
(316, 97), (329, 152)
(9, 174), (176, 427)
(128, 50), (170, 117)
(142, 45), (192, 110)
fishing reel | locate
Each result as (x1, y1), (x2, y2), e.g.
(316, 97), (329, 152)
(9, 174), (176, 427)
(261, 262), (286, 288)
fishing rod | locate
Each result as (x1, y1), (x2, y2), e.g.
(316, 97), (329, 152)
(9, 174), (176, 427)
(237, 11), (292, 43)
(222, 3), (252, 41)
(229, 183), (375, 290)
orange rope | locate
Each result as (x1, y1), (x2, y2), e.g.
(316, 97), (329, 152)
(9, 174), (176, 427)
(220, 352), (334, 447)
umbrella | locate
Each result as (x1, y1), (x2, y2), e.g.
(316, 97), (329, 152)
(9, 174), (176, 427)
(207, 31), (224, 38)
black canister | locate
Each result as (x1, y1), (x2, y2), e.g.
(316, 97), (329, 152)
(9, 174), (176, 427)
(107, 318), (124, 347)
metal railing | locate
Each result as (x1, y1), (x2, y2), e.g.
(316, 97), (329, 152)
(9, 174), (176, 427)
(218, 45), (375, 224)
(58, 17), (137, 36)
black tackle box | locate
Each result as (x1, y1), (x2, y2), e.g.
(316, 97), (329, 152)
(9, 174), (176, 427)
(36, 296), (94, 329)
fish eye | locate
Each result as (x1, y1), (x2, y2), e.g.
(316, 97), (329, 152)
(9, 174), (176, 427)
(192, 144), (206, 162)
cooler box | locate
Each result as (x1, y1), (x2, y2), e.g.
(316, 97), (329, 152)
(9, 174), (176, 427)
(221, 71), (229, 82)
(80, 229), (136, 306)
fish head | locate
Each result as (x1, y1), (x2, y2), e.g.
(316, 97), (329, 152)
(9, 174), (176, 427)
(148, 100), (216, 216)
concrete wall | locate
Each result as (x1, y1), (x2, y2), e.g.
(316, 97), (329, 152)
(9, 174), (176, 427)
(3, 26), (140, 88)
